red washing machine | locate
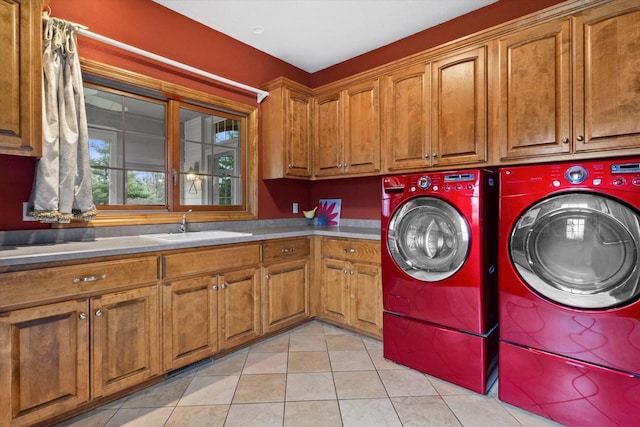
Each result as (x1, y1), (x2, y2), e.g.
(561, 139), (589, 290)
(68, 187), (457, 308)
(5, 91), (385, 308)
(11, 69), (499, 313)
(382, 169), (499, 394)
(499, 159), (640, 427)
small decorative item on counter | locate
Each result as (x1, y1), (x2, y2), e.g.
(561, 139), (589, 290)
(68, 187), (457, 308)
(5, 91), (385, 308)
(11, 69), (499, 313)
(316, 199), (341, 226)
(303, 206), (318, 225)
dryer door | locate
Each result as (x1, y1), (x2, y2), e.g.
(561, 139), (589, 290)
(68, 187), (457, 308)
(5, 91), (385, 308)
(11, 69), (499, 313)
(510, 192), (640, 309)
(388, 197), (470, 282)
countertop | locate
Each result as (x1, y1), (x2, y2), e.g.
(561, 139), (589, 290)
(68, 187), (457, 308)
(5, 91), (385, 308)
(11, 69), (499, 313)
(0, 225), (380, 268)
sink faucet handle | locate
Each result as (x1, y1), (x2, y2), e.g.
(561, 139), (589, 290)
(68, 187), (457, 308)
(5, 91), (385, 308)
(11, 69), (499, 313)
(179, 209), (193, 233)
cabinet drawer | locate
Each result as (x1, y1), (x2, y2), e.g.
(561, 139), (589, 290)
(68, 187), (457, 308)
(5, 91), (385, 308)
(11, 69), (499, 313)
(262, 238), (310, 263)
(321, 238), (380, 263)
(163, 244), (261, 279)
(0, 256), (159, 311)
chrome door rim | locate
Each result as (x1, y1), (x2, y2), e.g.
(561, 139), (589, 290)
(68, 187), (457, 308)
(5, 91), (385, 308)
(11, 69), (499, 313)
(510, 192), (640, 309)
(388, 197), (470, 282)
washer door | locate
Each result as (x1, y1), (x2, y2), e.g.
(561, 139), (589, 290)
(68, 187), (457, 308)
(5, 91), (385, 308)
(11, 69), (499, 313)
(510, 192), (640, 309)
(388, 197), (470, 282)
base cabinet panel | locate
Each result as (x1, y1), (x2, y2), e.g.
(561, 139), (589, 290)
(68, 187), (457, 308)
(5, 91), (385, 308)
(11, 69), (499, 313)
(90, 286), (161, 399)
(218, 267), (261, 351)
(319, 238), (382, 338)
(163, 276), (218, 372)
(263, 259), (309, 334)
(0, 300), (90, 427)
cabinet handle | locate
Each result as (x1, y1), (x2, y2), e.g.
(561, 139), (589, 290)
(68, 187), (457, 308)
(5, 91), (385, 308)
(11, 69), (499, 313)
(281, 247), (294, 253)
(344, 248), (356, 254)
(576, 135), (584, 142)
(432, 153), (438, 158)
(79, 313), (87, 320)
(221, 283), (228, 289)
(424, 154), (429, 159)
(343, 268), (349, 274)
(350, 271), (355, 275)
(562, 137), (569, 144)
(212, 285), (218, 290)
(337, 163), (342, 168)
(72, 274), (107, 284)
(95, 309), (103, 317)
(265, 274), (271, 280)
(288, 164), (292, 168)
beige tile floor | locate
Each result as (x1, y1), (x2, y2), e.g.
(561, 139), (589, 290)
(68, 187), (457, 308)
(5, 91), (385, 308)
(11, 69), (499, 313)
(59, 320), (564, 427)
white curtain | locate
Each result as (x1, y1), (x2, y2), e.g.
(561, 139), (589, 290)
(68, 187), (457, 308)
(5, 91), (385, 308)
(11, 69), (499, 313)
(29, 18), (96, 223)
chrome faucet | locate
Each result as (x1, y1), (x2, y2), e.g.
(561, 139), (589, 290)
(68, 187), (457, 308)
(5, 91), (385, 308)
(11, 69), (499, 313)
(179, 209), (193, 233)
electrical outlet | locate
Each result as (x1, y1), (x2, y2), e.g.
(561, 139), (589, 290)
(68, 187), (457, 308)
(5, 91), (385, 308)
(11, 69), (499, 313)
(22, 202), (37, 221)
(292, 202), (299, 214)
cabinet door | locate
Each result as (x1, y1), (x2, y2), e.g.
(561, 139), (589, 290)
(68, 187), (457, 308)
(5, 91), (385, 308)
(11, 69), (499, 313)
(320, 258), (350, 324)
(314, 91), (343, 177)
(285, 88), (313, 177)
(432, 46), (488, 166)
(0, 0), (41, 157)
(574, 1), (640, 153)
(349, 262), (383, 338)
(0, 300), (89, 427)
(382, 64), (431, 172)
(218, 267), (261, 350)
(344, 79), (381, 175)
(163, 275), (218, 372)
(263, 259), (309, 334)
(497, 20), (572, 160)
(91, 286), (160, 398)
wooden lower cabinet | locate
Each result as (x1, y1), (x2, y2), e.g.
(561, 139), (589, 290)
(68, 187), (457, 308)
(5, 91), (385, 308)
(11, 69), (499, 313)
(319, 238), (382, 338)
(217, 267), (261, 350)
(0, 257), (161, 427)
(261, 238), (311, 334)
(0, 300), (90, 427)
(162, 275), (218, 371)
(91, 286), (161, 399)
(162, 244), (262, 372)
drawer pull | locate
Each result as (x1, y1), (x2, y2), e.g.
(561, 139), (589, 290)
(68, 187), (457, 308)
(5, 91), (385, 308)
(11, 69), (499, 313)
(281, 248), (295, 253)
(73, 274), (107, 284)
(344, 248), (357, 254)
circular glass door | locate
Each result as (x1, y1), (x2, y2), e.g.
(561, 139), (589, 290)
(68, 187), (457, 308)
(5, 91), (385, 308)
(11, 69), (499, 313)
(388, 197), (470, 282)
(510, 192), (640, 309)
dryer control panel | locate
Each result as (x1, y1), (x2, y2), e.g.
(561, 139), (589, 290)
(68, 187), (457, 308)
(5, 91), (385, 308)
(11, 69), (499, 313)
(501, 160), (640, 195)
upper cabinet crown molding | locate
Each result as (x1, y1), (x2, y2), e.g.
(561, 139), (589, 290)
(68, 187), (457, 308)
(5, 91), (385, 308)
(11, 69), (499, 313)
(0, 0), (42, 157)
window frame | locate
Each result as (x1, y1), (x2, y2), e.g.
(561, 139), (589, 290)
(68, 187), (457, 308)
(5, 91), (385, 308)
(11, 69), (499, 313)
(73, 59), (258, 227)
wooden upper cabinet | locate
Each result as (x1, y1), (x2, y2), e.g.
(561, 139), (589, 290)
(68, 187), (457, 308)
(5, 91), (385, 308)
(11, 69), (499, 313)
(497, 0), (640, 162)
(343, 79), (381, 175)
(382, 64), (431, 172)
(314, 78), (381, 177)
(431, 46), (488, 166)
(261, 77), (312, 179)
(0, 0), (42, 157)
(314, 90), (343, 177)
(573, 0), (640, 153)
(497, 19), (572, 161)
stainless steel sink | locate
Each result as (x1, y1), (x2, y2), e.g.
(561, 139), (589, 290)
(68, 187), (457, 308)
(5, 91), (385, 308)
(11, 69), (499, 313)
(142, 230), (252, 242)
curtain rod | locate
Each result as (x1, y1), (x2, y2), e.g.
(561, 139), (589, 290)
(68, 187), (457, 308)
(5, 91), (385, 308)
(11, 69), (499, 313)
(75, 28), (270, 103)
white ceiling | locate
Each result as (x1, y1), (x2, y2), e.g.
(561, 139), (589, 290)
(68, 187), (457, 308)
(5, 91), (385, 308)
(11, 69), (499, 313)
(152, 0), (496, 73)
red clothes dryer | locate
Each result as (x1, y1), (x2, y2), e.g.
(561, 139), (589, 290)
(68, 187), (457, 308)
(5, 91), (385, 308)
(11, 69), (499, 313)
(499, 159), (640, 427)
(382, 169), (498, 394)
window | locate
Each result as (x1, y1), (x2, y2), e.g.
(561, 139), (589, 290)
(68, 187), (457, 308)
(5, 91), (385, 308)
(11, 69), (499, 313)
(80, 60), (258, 226)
